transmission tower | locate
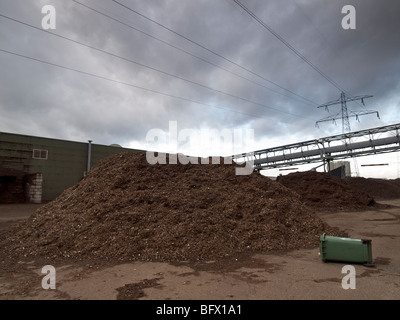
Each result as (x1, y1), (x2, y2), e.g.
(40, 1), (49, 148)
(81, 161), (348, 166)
(316, 92), (379, 132)
(315, 92), (380, 176)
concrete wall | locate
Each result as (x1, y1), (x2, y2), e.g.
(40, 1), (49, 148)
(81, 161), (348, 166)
(329, 161), (351, 178)
(0, 132), (142, 202)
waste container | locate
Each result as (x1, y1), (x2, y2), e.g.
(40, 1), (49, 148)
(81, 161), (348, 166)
(319, 233), (373, 265)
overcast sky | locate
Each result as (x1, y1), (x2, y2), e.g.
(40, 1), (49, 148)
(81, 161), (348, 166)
(1, 0), (399, 177)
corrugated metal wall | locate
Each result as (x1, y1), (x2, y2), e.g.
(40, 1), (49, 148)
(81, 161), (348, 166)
(0, 132), (141, 202)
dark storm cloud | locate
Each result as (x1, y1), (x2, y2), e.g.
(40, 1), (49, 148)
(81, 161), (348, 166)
(0, 0), (399, 151)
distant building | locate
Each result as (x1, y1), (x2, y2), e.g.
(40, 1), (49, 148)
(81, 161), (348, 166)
(0, 132), (142, 203)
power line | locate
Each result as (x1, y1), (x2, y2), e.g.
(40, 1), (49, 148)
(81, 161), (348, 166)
(315, 92), (379, 178)
(0, 47), (311, 122)
(233, 0), (347, 93)
(234, 0), (375, 113)
(289, 0), (370, 111)
(0, 13), (315, 120)
(315, 92), (380, 132)
(71, 0), (316, 107)
(111, 0), (319, 106)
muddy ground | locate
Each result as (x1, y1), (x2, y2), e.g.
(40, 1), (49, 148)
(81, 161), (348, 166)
(0, 200), (399, 300)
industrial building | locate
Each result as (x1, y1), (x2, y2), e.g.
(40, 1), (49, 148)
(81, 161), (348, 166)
(328, 161), (351, 178)
(0, 132), (141, 203)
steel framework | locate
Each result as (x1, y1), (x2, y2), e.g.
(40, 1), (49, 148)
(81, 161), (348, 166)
(234, 123), (400, 171)
(315, 92), (379, 133)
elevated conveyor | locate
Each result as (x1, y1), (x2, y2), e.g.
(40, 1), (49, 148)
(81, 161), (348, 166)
(234, 123), (400, 170)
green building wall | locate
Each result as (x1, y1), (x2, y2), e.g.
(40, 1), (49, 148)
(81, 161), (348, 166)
(0, 132), (142, 202)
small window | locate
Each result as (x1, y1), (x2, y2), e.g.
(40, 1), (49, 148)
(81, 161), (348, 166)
(32, 149), (48, 160)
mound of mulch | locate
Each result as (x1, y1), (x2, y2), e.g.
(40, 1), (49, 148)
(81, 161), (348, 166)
(0, 152), (344, 263)
(276, 171), (376, 211)
(343, 177), (400, 200)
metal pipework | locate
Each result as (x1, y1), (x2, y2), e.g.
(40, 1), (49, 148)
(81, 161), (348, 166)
(87, 140), (92, 173)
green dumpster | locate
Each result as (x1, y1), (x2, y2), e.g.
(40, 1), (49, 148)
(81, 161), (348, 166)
(319, 233), (373, 265)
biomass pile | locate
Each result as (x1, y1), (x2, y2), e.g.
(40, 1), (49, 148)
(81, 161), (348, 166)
(277, 171), (376, 211)
(0, 152), (343, 263)
(344, 177), (400, 200)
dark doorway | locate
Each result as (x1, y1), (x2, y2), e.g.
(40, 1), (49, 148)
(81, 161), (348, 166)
(0, 175), (25, 203)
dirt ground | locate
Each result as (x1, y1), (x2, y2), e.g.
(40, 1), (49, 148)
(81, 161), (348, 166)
(0, 200), (399, 300)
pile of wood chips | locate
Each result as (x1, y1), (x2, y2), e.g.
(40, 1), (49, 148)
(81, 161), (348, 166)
(0, 152), (344, 263)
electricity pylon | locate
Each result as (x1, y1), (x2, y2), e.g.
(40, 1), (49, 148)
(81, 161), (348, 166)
(316, 92), (379, 132)
(315, 92), (380, 176)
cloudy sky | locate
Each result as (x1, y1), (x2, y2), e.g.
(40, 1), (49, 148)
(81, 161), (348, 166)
(1, 0), (399, 177)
